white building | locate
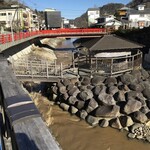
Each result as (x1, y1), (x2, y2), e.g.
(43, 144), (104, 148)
(31, 13), (39, 31)
(62, 18), (69, 28)
(87, 8), (100, 27)
(0, 5), (39, 31)
(127, 5), (150, 29)
(96, 15), (122, 30)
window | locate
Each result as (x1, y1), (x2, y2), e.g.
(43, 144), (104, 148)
(8, 13), (12, 16)
(140, 14), (144, 17)
(0, 13), (6, 16)
(96, 11), (99, 14)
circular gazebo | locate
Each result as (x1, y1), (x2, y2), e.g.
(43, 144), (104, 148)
(73, 34), (143, 76)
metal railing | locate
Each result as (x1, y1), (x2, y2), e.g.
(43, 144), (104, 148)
(0, 28), (106, 45)
(78, 52), (142, 76)
(11, 59), (67, 79)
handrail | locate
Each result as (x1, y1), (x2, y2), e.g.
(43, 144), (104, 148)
(0, 28), (106, 45)
(79, 52), (142, 76)
(12, 59), (69, 79)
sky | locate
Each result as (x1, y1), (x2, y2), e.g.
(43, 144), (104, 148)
(22, 0), (131, 19)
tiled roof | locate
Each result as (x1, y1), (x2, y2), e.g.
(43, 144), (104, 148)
(74, 34), (143, 51)
(128, 8), (150, 15)
(120, 7), (130, 10)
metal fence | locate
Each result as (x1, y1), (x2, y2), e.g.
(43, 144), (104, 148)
(78, 52), (142, 76)
(12, 59), (65, 79)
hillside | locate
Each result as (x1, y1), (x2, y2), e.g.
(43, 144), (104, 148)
(74, 0), (150, 28)
(127, 0), (150, 8)
(74, 3), (124, 28)
(74, 13), (88, 28)
(0, 0), (27, 8)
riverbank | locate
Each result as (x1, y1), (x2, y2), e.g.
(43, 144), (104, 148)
(8, 37), (72, 66)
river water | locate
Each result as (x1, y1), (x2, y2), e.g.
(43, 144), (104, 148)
(35, 39), (150, 150)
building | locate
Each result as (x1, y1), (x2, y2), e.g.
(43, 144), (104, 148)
(62, 17), (69, 28)
(87, 8), (100, 27)
(31, 13), (39, 31)
(44, 8), (61, 29)
(68, 19), (76, 28)
(73, 35), (143, 76)
(0, 5), (38, 32)
(96, 15), (122, 30)
(118, 6), (130, 19)
(127, 5), (150, 29)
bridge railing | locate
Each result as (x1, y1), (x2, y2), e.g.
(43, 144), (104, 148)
(0, 31), (40, 44)
(0, 28), (106, 44)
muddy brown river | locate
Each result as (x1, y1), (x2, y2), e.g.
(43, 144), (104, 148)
(31, 93), (150, 150)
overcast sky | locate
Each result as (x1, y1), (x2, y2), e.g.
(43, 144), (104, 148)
(23, 0), (131, 19)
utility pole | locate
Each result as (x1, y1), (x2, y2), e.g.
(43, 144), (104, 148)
(10, 0), (20, 41)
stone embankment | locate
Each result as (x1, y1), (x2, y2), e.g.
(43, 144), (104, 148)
(8, 38), (65, 62)
(52, 69), (150, 143)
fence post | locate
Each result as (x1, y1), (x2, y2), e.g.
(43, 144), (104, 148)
(72, 51), (75, 69)
(46, 61), (49, 78)
(96, 57), (97, 72)
(54, 60), (57, 75)
(132, 55), (134, 69)
(110, 58), (113, 76)
(60, 63), (63, 78)
(90, 57), (93, 78)
(30, 61), (33, 79)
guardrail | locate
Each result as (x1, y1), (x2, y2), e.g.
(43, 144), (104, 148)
(0, 28), (106, 45)
(78, 52), (142, 76)
(11, 58), (70, 80)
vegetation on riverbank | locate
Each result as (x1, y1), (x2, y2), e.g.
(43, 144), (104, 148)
(115, 27), (150, 53)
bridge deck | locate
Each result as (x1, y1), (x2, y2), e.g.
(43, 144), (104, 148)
(0, 58), (60, 150)
(0, 28), (107, 52)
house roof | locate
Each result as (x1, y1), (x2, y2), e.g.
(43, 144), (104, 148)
(87, 8), (100, 11)
(96, 19), (122, 26)
(73, 34), (143, 51)
(119, 7), (130, 11)
(128, 8), (150, 15)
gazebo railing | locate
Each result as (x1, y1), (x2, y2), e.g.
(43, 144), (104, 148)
(78, 52), (142, 76)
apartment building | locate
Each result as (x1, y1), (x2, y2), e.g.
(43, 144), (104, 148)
(127, 5), (150, 29)
(44, 8), (61, 29)
(118, 5), (150, 29)
(87, 8), (100, 27)
(0, 5), (39, 31)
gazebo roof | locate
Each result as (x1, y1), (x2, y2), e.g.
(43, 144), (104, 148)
(73, 34), (143, 51)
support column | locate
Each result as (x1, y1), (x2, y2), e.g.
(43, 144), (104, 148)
(110, 58), (113, 76)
